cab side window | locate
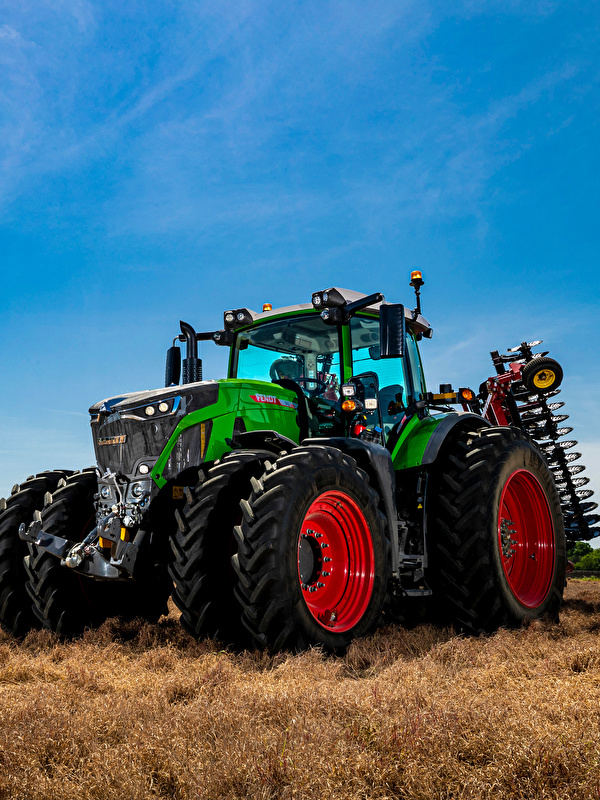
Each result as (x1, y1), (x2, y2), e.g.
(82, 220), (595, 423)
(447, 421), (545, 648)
(405, 331), (426, 402)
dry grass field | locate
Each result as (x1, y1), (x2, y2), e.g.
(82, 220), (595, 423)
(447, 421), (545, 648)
(1, 580), (600, 800)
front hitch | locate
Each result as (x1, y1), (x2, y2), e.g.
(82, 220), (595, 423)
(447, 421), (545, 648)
(19, 513), (138, 580)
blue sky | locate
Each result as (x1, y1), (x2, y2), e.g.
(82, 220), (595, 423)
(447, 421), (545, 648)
(1, 0), (599, 526)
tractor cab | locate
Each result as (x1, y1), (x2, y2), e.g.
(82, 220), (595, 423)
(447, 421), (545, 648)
(227, 284), (432, 446)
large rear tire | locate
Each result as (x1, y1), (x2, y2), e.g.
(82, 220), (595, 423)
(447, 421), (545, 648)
(429, 427), (566, 633)
(232, 446), (390, 652)
(169, 451), (270, 646)
(0, 470), (73, 636)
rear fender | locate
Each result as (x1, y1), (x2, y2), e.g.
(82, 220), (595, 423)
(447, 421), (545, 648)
(421, 413), (491, 465)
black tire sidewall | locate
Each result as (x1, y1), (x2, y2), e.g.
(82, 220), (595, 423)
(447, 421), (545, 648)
(171, 451), (270, 643)
(522, 357), (563, 394)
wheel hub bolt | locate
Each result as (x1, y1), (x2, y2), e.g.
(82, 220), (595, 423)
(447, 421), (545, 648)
(309, 586), (318, 593)
(317, 582), (325, 588)
(323, 556), (332, 562)
(322, 571), (330, 577)
(314, 533), (323, 538)
(321, 543), (329, 548)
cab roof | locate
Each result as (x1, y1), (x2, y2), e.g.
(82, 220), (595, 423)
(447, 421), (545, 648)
(241, 287), (432, 336)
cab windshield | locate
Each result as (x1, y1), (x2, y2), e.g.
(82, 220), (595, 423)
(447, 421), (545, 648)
(233, 315), (341, 401)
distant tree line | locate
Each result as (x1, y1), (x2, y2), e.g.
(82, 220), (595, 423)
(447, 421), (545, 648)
(567, 542), (600, 571)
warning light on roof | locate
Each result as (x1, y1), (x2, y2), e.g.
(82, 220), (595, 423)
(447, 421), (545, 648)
(460, 388), (475, 402)
(262, 303), (273, 312)
(410, 270), (424, 287)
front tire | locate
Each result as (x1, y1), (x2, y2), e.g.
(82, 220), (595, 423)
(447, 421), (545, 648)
(26, 471), (170, 636)
(232, 446), (390, 651)
(429, 427), (565, 633)
(0, 470), (73, 636)
(169, 450), (270, 646)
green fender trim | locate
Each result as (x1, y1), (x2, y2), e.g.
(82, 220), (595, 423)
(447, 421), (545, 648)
(390, 411), (489, 470)
(390, 414), (447, 470)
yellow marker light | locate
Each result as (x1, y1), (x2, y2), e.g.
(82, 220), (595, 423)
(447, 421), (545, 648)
(342, 399), (357, 412)
(460, 388), (475, 401)
(411, 270), (422, 282)
(262, 303), (273, 312)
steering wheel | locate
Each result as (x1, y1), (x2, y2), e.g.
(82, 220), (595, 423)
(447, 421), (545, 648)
(295, 378), (328, 397)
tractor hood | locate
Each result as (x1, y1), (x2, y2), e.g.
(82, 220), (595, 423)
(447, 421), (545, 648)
(89, 381), (219, 475)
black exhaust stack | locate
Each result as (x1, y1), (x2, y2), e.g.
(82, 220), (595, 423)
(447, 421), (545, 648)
(179, 320), (203, 384)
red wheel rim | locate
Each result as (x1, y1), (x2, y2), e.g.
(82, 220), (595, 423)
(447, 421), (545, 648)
(297, 490), (375, 632)
(498, 469), (555, 608)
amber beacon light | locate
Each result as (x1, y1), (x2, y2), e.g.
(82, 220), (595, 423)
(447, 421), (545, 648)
(410, 270), (424, 288)
(410, 270), (425, 314)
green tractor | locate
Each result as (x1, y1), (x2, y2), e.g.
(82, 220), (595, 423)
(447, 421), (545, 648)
(2, 274), (596, 649)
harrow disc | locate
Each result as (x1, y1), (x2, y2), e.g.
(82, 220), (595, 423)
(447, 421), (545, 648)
(572, 477), (591, 488)
(540, 441), (578, 454)
(522, 420), (547, 430)
(515, 388), (562, 402)
(550, 414), (570, 424)
(566, 464), (585, 475)
(562, 488), (594, 501)
(561, 452), (582, 463)
(546, 452), (583, 467)
(518, 401), (545, 412)
(573, 514), (600, 527)
(521, 408), (544, 419)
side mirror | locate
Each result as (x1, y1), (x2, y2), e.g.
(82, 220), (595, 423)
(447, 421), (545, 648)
(165, 346), (181, 387)
(379, 303), (405, 358)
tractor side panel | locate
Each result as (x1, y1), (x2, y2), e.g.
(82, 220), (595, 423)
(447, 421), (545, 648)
(236, 380), (301, 440)
(152, 379), (300, 487)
